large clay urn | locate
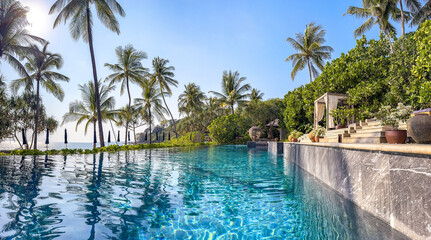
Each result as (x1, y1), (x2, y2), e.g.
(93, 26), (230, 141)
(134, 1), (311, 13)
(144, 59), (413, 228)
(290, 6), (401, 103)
(407, 114), (431, 143)
(249, 126), (262, 142)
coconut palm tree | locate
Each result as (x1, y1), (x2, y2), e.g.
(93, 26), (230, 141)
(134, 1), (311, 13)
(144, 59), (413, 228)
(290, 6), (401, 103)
(49, 0), (126, 147)
(250, 88), (264, 101)
(151, 57), (179, 138)
(0, 0), (45, 76)
(209, 70), (251, 115)
(11, 43), (69, 150)
(105, 44), (148, 144)
(62, 80), (116, 149)
(395, 0), (421, 36)
(285, 22), (334, 82)
(344, 0), (399, 52)
(134, 76), (167, 144)
(178, 83), (206, 117)
(411, 0), (431, 25)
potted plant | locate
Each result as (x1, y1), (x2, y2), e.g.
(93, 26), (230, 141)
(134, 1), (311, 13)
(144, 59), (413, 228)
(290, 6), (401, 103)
(330, 107), (355, 129)
(312, 126), (326, 142)
(288, 130), (303, 142)
(308, 131), (316, 142)
(375, 103), (412, 144)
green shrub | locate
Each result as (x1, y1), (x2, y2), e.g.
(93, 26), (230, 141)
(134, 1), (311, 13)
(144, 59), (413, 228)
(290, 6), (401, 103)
(207, 115), (248, 144)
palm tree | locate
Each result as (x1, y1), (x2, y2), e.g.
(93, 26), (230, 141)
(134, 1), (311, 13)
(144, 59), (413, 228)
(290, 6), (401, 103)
(11, 43), (69, 150)
(105, 44), (148, 144)
(250, 88), (264, 101)
(411, 0), (430, 25)
(344, 0), (399, 52)
(151, 57), (179, 138)
(62, 80), (116, 149)
(49, 0), (126, 147)
(0, 0), (45, 76)
(134, 76), (167, 144)
(178, 83), (206, 117)
(209, 70), (251, 115)
(395, 0), (421, 36)
(285, 22), (334, 82)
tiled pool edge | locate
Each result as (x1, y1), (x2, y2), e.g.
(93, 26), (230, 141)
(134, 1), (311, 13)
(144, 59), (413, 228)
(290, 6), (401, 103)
(280, 142), (431, 240)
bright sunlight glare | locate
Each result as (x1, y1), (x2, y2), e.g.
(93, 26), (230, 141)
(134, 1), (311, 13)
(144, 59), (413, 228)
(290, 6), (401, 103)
(25, 2), (49, 36)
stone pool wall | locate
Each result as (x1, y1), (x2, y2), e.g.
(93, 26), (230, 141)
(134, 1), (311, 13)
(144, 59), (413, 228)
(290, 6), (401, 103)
(283, 142), (431, 240)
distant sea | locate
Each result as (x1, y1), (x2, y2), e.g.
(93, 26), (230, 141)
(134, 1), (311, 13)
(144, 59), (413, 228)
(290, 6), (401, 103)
(0, 141), (125, 151)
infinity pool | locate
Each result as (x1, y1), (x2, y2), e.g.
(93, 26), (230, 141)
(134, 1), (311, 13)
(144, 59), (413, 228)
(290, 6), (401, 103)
(0, 145), (407, 239)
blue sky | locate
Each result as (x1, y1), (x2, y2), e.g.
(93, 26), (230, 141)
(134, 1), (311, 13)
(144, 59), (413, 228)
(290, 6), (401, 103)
(1, 0), (415, 143)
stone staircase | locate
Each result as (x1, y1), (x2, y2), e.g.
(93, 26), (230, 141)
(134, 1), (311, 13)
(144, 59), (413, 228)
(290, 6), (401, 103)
(319, 119), (407, 144)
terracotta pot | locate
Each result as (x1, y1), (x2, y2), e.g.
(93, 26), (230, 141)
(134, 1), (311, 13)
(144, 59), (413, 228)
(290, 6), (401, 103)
(335, 125), (346, 130)
(292, 138), (298, 142)
(315, 136), (322, 142)
(407, 114), (431, 144)
(309, 132), (316, 142)
(385, 130), (407, 144)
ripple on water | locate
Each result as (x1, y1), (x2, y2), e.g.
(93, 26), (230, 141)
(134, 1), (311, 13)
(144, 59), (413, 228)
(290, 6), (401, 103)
(0, 146), (409, 240)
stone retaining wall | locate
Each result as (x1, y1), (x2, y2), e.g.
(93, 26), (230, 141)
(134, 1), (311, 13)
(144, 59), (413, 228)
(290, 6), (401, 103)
(284, 142), (431, 240)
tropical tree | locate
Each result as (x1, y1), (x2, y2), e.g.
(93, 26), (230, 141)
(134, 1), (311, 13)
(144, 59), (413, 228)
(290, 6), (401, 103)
(113, 104), (144, 145)
(395, 0), (421, 36)
(0, 76), (12, 140)
(285, 22), (334, 82)
(209, 70), (251, 114)
(0, 0), (45, 76)
(344, 0), (399, 52)
(11, 43), (69, 150)
(412, 0), (431, 25)
(62, 80), (116, 149)
(134, 76), (167, 144)
(250, 88), (264, 101)
(50, 0), (126, 147)
(105, 44), (148, 144)
(178, 83), (206, 117)
(151, 57), (179, 138)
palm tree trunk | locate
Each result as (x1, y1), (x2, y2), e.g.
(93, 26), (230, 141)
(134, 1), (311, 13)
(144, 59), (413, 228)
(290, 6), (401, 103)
(125, 77), (131, 145)
(133, 127), (137, 145)
(149, 110), (152, 144)
(161, 92), (178, 138)
(231, 104), (235, 115)
(86, 6), (105, 147)
(110, 120), (117, 144)
(384, 29), (394, 53)
(399, 0), (405, 36)
(93, 119), (96, 149)
(307, 58), (312, 83)
(34, 77), (40, 150)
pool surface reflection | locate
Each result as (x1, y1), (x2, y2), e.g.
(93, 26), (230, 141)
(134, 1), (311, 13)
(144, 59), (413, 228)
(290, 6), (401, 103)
(0, 146), (407, 239)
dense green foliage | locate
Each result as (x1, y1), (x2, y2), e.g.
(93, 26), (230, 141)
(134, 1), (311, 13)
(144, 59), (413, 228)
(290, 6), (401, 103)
(283, 21), (431, 135)
(207, 115), (249, 144)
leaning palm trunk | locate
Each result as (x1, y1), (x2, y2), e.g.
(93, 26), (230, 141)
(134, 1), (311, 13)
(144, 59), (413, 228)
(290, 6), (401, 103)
(399, 0), (405, 36)
(34, 76), (41, 149)
(86, 6), (104, 147)
(161, 92), (178, 138)
(383, 29), (394, 53)
(93, 118), (97, 149)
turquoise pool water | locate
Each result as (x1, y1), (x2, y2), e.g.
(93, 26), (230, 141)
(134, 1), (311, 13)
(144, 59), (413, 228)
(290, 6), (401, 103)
(0, 145), (407, 239)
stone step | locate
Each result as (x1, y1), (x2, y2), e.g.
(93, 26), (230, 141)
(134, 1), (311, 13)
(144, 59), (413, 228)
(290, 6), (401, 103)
(348, 131), (385, 138)
(342, 137), (387, 144)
